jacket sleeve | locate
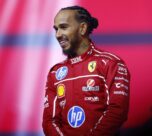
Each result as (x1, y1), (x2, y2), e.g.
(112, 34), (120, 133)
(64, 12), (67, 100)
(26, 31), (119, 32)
(89, 60), (130, 136)
(42, 71), (64, 136)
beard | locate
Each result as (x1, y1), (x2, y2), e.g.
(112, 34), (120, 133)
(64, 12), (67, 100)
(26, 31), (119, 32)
(63, 42), (77, 57)
(62, 34), (81, 58)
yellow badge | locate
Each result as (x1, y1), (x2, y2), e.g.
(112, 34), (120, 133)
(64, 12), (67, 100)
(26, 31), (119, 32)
(88, 61), (97, 72)
(57, 84), (65, 98)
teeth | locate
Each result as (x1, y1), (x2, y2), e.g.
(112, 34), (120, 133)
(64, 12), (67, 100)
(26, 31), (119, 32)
(60, 41), (65, 44)
(59, 41), (67, 48)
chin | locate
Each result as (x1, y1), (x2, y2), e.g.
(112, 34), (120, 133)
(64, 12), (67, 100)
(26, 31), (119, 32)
(62, 46), (71, 55)
(63, 48), (76, 57)
(63, 49), (71, 55)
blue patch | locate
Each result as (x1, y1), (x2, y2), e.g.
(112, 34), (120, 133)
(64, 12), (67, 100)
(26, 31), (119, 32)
(56, 66), (68, 80)
(67, 106), (85, 128)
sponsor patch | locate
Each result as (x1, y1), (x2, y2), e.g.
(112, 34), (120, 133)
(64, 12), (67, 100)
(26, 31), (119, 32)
(84, 96), (99, 102)
(87, 79), (95, 87)
(88, 61), (96, 72)
(57, 84), (65, 98)
(114, 91), (128, 96)
(115, 77), (129, 82)
(67, 106), (85, 128)
(70, 56), (82, 64)
(102, 59), (109, 65)
(115, 83), (128, 90)
(59, 99), (66, 108)
(82, 79), (99, 91)
(117, 63), (125, 66)
(117, 66), (128, 75)
(82, 86), (99, 91)
(56, 66), (68, 80)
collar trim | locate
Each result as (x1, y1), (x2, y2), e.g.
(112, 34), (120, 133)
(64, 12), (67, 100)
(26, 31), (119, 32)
(68, 42), (95, 64)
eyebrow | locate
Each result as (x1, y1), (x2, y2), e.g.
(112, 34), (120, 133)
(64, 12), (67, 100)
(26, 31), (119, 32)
(53, 23), (69, 29)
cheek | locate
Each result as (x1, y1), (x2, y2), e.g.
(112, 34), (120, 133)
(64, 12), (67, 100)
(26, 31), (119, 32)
(68, 27), (80, 38)
(71, 30), (81, 40)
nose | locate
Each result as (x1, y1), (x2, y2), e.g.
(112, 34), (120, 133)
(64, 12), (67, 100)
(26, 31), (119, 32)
(56, 29), (62, 39)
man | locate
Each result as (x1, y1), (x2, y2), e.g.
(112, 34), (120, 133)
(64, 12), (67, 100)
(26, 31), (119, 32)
(42, 6), (130, 136)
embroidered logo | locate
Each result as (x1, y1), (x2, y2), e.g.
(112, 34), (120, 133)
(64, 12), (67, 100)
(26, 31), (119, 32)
(57, 84), (65, 98)
(67, 106), (85, 128)
(70, 56), (82, 64)
(88, 61), (96, 72)
(56, 66), (68, 80)
(87, 79), (95, 87)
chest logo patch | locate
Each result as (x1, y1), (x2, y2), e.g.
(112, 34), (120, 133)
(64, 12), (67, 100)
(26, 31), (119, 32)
(87, 79), (95, 87)
(67, 106), (85, 128)
(70, 56), (82, 64)
(88, 61), (96, 72)
(57, 84), (65, 98)
(82, 79), (99, 92)
(56, 66), (68, 80)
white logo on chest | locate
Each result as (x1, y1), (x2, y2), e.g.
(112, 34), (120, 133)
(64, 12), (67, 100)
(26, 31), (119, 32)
(70, 56), (82, 64)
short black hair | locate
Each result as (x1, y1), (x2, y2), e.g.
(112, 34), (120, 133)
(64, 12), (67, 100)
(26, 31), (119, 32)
(60, 5), (98, 35)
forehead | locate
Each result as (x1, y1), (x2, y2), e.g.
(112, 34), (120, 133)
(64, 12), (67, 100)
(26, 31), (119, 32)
(54, 10), (78, 25)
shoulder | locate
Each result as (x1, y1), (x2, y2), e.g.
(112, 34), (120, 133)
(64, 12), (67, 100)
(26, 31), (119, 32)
(92, 47), (128, 69)
(49, 60), (67, 73)
(92, 47), (122, 62)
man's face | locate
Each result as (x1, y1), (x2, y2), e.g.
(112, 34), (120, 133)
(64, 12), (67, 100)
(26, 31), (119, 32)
(54, 10), (82, 56)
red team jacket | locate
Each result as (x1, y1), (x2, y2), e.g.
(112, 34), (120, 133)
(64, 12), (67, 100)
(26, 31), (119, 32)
(42, 43), (130, 136)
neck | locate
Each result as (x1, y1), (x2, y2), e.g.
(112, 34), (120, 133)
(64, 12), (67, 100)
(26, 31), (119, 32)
(76, 38), (91, 56)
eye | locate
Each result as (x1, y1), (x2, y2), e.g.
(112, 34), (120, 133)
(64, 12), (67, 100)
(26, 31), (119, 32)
(60, 24), (69, 30)
(53, 26), (58, 32)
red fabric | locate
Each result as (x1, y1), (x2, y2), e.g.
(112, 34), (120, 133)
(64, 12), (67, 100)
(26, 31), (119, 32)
(43, 43), (130, 136)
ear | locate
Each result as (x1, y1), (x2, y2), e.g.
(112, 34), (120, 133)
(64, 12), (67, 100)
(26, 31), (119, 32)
(79, 22), (88, 36)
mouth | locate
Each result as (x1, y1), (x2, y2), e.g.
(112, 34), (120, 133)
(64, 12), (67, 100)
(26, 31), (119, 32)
(59, 40), (69, 49)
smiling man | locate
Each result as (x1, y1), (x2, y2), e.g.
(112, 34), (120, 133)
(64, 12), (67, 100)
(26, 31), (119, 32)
(42, 6), (130, 136)
(54, 9), (81, 56)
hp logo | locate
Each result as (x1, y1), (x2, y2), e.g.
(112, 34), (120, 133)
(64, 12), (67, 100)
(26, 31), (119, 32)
(67, 106), (85, 128)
